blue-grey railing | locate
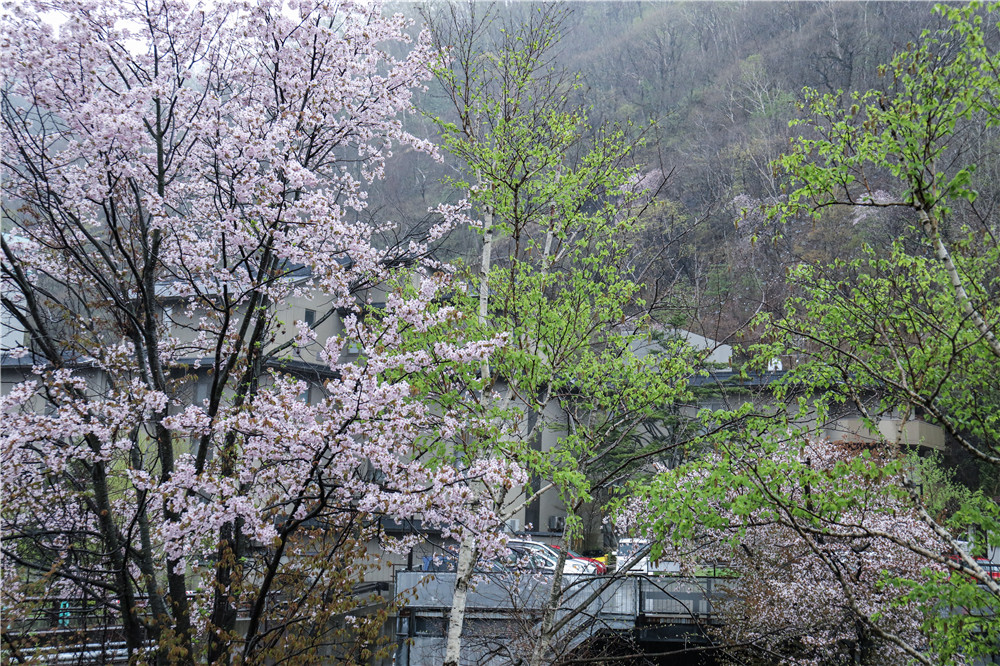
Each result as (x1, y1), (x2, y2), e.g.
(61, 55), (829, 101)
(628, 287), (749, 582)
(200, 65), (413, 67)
(395, 570), (725, 620)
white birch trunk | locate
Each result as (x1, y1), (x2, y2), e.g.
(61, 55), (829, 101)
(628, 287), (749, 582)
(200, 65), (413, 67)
(444, 197), (494, 666)
(442, 537), (478, 666)
(478, 202), (495, 383)
(528, 546), (568, 666)
(920, 209), (1000, 359)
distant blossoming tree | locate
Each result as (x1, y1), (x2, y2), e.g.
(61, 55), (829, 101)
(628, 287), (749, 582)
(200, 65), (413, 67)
(620, 439), (955, 665)
(1, 1), (521, 663)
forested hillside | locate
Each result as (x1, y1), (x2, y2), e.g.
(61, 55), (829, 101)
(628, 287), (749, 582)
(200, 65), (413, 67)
(386, 1), (1000, 347)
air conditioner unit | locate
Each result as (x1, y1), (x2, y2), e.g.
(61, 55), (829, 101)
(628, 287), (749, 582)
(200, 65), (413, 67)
(548, 515), (566, 532)
(504, 518), (521, 534)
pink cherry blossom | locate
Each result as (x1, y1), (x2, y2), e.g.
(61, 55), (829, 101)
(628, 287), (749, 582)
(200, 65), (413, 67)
(1, 1), (519, 662)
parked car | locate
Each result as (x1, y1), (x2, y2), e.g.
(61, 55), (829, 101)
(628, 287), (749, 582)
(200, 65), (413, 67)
(507, 539), (596, 574)
(615, 538), (650, 574)
(615, 538), (680, 575)
(551, 545), (607, 574)
(974, 557), (1000, 581)
(502, 545), (555, 572)
(976, 557), (1000, 580)
(943, 552), (1000, 582)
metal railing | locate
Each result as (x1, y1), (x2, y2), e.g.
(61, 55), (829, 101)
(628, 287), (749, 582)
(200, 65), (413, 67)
(639, 576), (720, 618)
(396, 570), (724, 621)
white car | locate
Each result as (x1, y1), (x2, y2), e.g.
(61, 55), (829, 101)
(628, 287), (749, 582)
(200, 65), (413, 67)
(615, 538), (680, 575)
(615, 538), (650, 574)
(507, 539), (596, 574)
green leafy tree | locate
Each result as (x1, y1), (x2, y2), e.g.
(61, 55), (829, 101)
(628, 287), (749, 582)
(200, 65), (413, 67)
(760, 2), (1000, 661)
(776, 1), (1000, 359)
(422, 5), (709, 664)
(633, 3), (1000, 664)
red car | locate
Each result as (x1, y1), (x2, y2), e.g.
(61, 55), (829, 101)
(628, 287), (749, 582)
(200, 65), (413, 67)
(552, 545), (607, 574)
(974, 557), (1000, 581)
(945, 553), (1000, 582)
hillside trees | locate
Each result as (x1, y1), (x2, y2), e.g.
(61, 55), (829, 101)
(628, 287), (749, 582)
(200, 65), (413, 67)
(558, 2), (957, 340)
(0, 1), (522, 663)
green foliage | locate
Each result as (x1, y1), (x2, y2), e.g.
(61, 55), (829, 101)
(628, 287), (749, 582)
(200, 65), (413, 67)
(429, 4), (708, 539)
(775, 1), (1000, 222)
(903, 450), (975, 524)
(628, 3), (1000, 663)
(750, 3), (1000, 660)
(751, 237), (1000, 447)
(888, 568), (1000, 665)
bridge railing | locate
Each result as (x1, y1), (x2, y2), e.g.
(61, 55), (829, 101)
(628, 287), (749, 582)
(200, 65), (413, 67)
(559, 575), (638, 618)
(396, 570), (725, 621)
(639, 576), (723, 618)
(397, 570), (567, 611)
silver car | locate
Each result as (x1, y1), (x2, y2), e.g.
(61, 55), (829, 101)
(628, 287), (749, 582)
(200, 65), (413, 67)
(506, 539), (597, 574)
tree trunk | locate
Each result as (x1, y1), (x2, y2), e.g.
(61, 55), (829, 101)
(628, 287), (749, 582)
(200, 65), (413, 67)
(443, 190), (496, 664)
(920, 209), (1000, 359)
(478, 201), (495, 383)
(528, 546), (569, 666)
(443, 537), (479, 666)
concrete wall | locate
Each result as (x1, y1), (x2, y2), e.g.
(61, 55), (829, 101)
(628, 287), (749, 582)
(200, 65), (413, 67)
(824, 416), (944, 450)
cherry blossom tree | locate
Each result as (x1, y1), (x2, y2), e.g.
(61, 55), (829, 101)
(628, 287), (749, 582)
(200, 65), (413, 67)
(620, 439), (958, 666)
(1, 1), (522, 663)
